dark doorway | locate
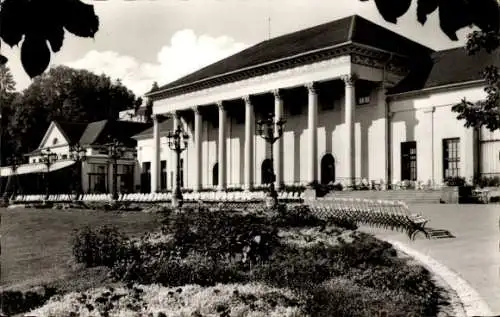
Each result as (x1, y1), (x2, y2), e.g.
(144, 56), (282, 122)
(212, 163), (218, 186)
(401, 141), (417, 181)
(320, 154), (335, 184)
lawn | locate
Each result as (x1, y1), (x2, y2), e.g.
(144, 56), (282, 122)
(0, 208), (162, 291)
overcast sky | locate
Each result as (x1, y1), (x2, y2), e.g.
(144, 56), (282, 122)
(3, 0), (471, 96)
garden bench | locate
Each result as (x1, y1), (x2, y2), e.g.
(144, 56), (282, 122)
(308, 197), (429, 240)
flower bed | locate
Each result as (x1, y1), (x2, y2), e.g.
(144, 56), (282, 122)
(27, 205), (449, 316)
(29, 283), (304, 317)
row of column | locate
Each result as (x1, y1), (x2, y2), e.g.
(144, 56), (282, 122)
(151, 75), (357, 192)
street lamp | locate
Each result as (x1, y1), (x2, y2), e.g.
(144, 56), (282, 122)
(69, 143), (87, 199)
(40, 148), (59, 201)
(167, 124), (189, 208)
(105, 138), (124, 201)
(256, 112), (286, 207)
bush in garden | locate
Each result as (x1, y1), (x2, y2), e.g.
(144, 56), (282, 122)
(336, 231), (397, 267)
(305, 278), (432, 317)
(72, 225), (128, 267)
(162, 208), (281, 264)
(0, 286), (58, 316)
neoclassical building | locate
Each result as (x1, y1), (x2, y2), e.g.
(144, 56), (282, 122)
(137, 15), (500, 193)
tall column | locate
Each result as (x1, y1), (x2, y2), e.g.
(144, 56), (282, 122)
(243, 96), (254, 191)
(342, 74), (356, 186)
(306, 83), (318, 185)
(273, 89), (284, 190)
(172, 112), (180, 194)
(217, 102), (227, 191)
(150, 114), (161, 193)
(193, 106), (202, 192)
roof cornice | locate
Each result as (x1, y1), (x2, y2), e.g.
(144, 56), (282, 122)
(147, 41), (415, 101)
(387, 79), (485, 101)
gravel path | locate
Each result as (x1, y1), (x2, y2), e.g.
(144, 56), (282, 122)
(388, 239), (493, 317)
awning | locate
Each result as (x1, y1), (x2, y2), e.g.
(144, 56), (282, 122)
(0, 160), (76, 177)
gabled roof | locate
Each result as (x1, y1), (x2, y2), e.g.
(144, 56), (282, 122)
(79, 120), (152, 147)
(149, 15), (433, 98)
(54, 121), (88, 145)
(390, 47), (500, 95)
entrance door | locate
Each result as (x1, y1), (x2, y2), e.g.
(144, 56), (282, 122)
(401, 141), (417, 181)
(320, 154), (335, 184)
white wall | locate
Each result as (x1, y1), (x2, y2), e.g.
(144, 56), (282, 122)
(389, 85), (487, 184)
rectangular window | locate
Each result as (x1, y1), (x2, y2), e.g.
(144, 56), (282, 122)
(161, 160), (167, 190)
(356, 82), (371, 105)
(401, 141), (417, 181)
(443, 138), (460, 179)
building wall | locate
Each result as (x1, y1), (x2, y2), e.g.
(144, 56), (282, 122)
(389, 85), (487, 184)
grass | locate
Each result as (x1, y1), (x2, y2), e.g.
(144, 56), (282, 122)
(0, 208), (162, 291)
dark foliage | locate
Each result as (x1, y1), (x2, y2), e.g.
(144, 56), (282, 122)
(72, 206), (444, 316)
(72, 225), (128, 267)
(5, 66), (138, 156)
(0, 0), (99, 77)
(0, 286), (58, 316)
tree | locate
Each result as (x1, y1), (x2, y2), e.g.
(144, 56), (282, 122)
(0, 0), (99, 78)
(0, 64), (15, 94)
(6, 66), (140, 155)
(362, 0), (500, 131)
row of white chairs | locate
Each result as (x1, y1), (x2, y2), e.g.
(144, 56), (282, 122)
(14, 194), (46, 202)
(10, 191), (306, 203)
(81, 194), (112, 201)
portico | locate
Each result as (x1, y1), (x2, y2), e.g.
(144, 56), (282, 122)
(141, 15), (476, 193)
(148, 67), (386, 192)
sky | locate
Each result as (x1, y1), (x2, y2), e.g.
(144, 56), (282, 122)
(2, 0), (472, 97)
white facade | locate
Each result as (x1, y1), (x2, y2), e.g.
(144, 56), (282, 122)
(136, 17), (500, 192)
(2, 121), (141, 194)
(137, 76), (499, 192)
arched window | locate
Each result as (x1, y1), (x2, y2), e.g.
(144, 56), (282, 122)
(320, 154), (335, 185)
(261, 159), (274, 184)
(212, 163), (219, 186)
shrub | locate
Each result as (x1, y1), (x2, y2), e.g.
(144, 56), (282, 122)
(336, 232), (397, 267)
(0, 286), (58, 316)
(162, 209), (280, 264)
(271, 204), (327, 228)
(306, 278), (433, 317)
(72, 225), (128, 268)
(444, 176), (466, 187)
(253, 244), (348, 291)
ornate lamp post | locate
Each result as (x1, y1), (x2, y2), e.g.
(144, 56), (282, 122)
(69, 143), (87, 199)
(167, 124), (189, 208)
(256, 112), (286, 207)
(40, 148), (59, 201)
(105, 138), (124, 201)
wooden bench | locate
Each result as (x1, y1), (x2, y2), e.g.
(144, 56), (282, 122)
(308, 197), (429, 240)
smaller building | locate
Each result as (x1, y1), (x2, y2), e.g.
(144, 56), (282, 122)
(118, 106), (150, 123)
(0, 119), (152, 196)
